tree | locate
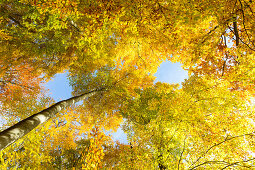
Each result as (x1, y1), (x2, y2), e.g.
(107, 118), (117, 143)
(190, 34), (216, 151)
(0, 0), (254, 169)
(120, 79), (255, 169)
(0, 89), (100, 151)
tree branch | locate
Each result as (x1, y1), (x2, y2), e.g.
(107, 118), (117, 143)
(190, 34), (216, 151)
(238, 0), (255, 48)
(221, 158), (255, 169)
(178, 135), (187, 170)
(228, 26), (255, 51)
(189, 132), (255, 169)
(233, 21), (239, 47)
(0, 80), (34, 91)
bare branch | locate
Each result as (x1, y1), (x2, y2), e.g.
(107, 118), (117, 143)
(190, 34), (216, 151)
(228, 26), (255, 51)
(221, 59), (227, 77)
(190, 160), (230, 170)
(178, 135), (188, 170)
(238, 0), (255, 48)
(189, 132), (255, 169)
(221, 158), (255, 169)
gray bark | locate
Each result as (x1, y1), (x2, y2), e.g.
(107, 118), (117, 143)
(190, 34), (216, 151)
(0, 89), (100, 151)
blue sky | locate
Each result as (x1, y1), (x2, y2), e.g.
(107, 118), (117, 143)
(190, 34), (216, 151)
(154, 61), (188, 84)
(45, 61), (188, 99)
(45, 71), (72, 101)
(45, 61), (188, 143)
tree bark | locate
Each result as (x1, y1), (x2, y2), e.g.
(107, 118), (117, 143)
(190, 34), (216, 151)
(233, 21), (239, 47)
(0, 89), (101, 151)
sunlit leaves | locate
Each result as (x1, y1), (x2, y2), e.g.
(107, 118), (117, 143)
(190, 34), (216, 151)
(0, 64), (43, 108)
(121, 77), (255, 169)
(0, 0), (254, 169)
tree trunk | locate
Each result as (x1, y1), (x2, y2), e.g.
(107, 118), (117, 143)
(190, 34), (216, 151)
(0, 89), (101, 151)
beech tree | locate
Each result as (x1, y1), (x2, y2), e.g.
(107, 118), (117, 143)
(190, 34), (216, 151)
(0, 0), (254, 169)
(0, 89), (100, 151)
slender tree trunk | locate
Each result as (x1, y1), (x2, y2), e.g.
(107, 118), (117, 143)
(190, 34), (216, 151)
(0, 89), (101, 151)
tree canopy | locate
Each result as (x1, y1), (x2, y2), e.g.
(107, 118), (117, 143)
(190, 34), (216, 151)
(0, 0), (254, 169)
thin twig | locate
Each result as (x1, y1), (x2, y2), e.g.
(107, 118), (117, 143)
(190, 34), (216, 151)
(189, 132), (255, 169)
(228, 26), (255, 51)
(178, 135), (188, 170)
(0, 80), (34, 90)
(238, 0), (255, 48)
(221, 158), (255, 169)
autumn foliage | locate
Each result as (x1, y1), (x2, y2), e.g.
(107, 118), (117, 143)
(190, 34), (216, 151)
(0, 0), (254, 169)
